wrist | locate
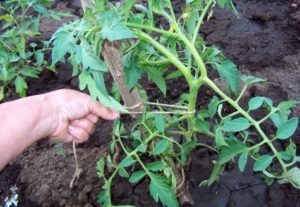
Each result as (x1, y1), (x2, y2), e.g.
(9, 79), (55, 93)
(30, 93), (58, 140)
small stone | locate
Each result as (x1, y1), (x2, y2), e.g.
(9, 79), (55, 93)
(291, 3), (298, 8)
(78, 191), (88, 203)
(39, 183), (50, 196)
(84, 204), (93, 207)
(83, 184), (93, 193)
(59, 199), (67, 206)
(62, 190), (72, 198)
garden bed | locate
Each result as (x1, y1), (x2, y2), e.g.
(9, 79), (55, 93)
(1, 0), (300, 206)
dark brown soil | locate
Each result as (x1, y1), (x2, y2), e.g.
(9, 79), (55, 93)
(1, 0), (300, 206)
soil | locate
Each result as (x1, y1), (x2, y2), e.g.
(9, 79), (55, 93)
(1, 0), (300, 206)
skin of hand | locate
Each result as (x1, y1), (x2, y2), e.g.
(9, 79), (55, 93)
(0, 89), (119, 170)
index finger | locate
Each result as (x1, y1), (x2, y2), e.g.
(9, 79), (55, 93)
(89, 101), (120, 120)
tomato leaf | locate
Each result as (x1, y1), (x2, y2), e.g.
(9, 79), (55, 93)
(153, 139), (169, 155)
(129, 170), (146, 183)
(149, 172), (179, 207)
(221, 117), (251, 132)
(180, 140), (198, 164)
(208, 96), (219, 118)
(238, 151), (249, 172)
(154, 114), (165, 133)
(97, 158), (105, 178)
(146, 161), (164, 172)
(219, 138), (247, 164)
(99, 11), (137, 41)
(253, 155), (273, 172)
(14, 76), (27, 97)
(248, 96), (265, 111)
(276, 117), (299, 140)
(120, 156), (136, 168)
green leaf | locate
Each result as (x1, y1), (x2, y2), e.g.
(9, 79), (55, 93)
(35, 50), (44, 66)
(215, 126), (228, 147)
(14, 76), (27, 97)
(180, 140), (198, 164)
(120, 0), (137, 19)
(118, 167), (129, 178)
(51, 30), (75, 65)
(216, 0), (238, 15)
(195, 119), (210, 133)
(279, 167), (300, 189)
(241, 75), (267, 85)
(208, 96), (219, 118)
(129, 170), (146, 183)
(98, 181), (112, 207)
(219, 138), (247, 164)
(238, 151), (249, 172)
(146, 68), (166, 95)
(208, 162), (224, 186)
(132, 130), (141, 141)
(270, 113), (282, 128)
(221, 117), (251, 132)
(81, 40), (107, 71)
(149, 172), (179, 207)
(92, 71), (109, 97)
(165, 70), (183, 80)
(248, 97), (265, 111)
(149, 0), (167, 14)
(78, 71), (91, 90)
(154, 114), (165, 133)
(146, 161), (164, 172)
(123, 54), (142, 90)
(137, 143), (147, 153)
(276, 117), (299, 140)
(20, 68), (39, 78)
(96, 158), (105, 178)
(78, 71), (127, 112)
(99, 11), (137, 41)
(0, 14), (13, 22)
(0, 86), (4, 101)
(215, 59), (240, 95)
(153, 139), (169, 155)
(253, 155), (273, 172)
(119, 156), (136, 168)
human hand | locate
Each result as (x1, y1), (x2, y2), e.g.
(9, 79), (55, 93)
(46, 89), (119, 143)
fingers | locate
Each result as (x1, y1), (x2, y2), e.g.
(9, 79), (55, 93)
(71, 118), (95, 133)
(68, 124), (89, 143)
(90, 101), (120, 120)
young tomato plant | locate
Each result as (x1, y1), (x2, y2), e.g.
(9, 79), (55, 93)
(51, 0), (300, 206)
(0, 0), (66, 99)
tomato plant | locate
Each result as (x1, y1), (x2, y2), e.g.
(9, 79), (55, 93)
(0, 0), (67, 99)
(51, 0), (300, 206)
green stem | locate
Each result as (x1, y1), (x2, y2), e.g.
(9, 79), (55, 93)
(191, 0), (214, 45)
(204, 77), (287, 174)
(139, 58), (170, 66)
(126, 23), (179, 38)
(236, 85), (247, 103)
(157, 134), (182, 149)
(136, 31), (193, 85)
